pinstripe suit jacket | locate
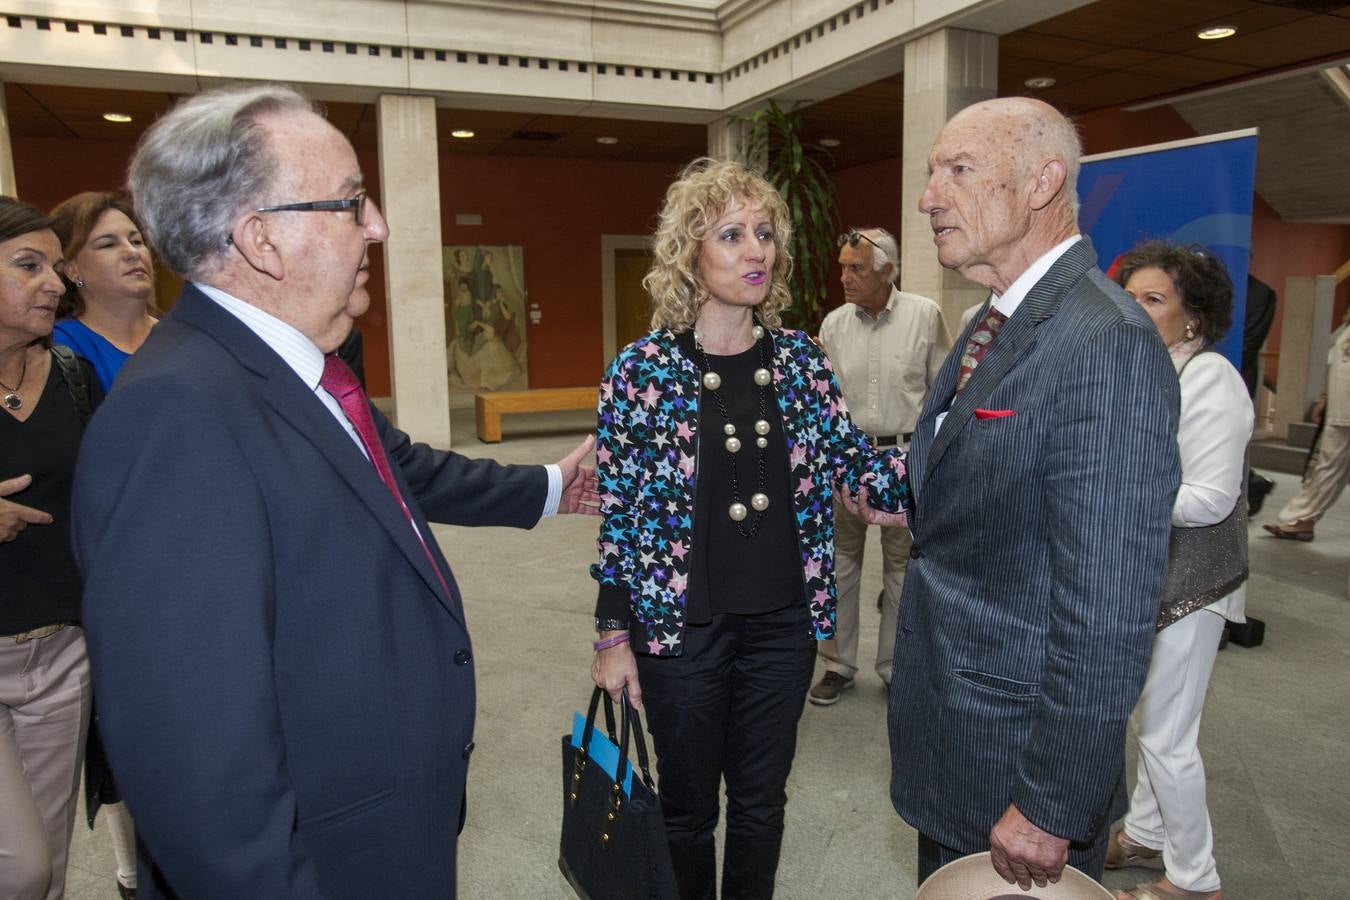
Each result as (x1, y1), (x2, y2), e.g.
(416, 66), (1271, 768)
(888, 239), (1181, 852)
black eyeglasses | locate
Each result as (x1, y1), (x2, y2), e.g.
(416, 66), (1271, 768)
(255, 190), (368, 227)
(837, 230), (883, 252)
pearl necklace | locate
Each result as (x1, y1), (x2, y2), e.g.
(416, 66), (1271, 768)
(0, 352), (28, 411)
(693, 323), (775, 537)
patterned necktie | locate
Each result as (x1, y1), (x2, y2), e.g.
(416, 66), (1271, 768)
(320, 354), (450, 599)
(955, 306), (1008, 393)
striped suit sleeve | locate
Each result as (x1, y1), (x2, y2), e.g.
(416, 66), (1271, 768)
(1011, 317), (1180, 840)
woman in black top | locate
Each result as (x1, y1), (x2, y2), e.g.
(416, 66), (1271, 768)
(589, 160), (909, 898)
(0, 196), (104, 900)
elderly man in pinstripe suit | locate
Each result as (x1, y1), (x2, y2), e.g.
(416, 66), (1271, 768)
(873, 97), (1180, 890)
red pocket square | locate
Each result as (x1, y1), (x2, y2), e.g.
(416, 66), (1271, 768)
(974, 408), (1015, 420)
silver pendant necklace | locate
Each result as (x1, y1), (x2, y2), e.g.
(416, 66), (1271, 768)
(0, 352), (27, 411)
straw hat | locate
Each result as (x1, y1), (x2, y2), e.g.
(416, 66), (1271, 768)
(914, 852), (1115, 900)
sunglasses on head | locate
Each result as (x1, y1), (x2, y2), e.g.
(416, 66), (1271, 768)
(837, 230), (883, 252)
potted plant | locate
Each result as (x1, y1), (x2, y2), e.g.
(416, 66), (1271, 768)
(738, 100), (838, 331)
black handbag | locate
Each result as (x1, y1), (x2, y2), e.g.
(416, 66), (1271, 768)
(559, 687), (677, 899)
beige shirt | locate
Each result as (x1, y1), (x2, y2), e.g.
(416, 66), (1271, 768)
(819, 285), (949, 437)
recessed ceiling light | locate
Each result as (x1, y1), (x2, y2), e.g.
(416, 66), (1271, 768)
(1197, 25), (1237, 40)
(1024, 77), (1056, 89)
(596, 136), (619, 145)
(102, 112), (133, 123)
(818, 137), (841, 148)
(451, 129), (475, 139)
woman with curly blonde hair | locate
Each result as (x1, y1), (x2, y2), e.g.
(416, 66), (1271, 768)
(589, 158), (910, 898)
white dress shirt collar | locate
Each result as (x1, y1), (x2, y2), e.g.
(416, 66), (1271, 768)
(194, 282), (326, 390)
(990, 234), (1082, 318)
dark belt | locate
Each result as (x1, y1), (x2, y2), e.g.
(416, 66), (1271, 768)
(870, 433), (913, 448)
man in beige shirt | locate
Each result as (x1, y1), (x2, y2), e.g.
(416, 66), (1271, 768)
(810, 227), (949, 704)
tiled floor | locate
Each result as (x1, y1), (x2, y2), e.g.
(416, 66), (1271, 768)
(65, 410), (1349, 898)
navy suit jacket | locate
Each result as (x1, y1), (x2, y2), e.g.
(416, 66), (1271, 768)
(72, 285), (547, 898)
(889, 240), (1181, 852)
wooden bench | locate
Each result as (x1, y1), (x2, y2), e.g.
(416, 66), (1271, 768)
(474, 387), (596, 443)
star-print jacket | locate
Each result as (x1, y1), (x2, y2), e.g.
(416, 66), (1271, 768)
(591, 327), (911, 657)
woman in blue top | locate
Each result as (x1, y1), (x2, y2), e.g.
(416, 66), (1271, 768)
(50, 191), (153, 898)
(50, 192), (157, 392)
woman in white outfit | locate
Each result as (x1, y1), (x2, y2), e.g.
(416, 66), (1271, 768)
(1107, 242), (1252, 900)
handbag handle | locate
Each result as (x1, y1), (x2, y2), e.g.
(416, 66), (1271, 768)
(580, 687), (657, 792)
(619, 689), (656, 791)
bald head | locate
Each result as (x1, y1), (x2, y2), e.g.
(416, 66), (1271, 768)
(949, 98), (1082, 216)
(918, 97), (1082, 293)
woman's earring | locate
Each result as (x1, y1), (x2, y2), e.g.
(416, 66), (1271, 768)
(75, 278), (85, 288)
(1184, 322), (1196, 341)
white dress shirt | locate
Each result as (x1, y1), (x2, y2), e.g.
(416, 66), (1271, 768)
(197, 283), (562, 517)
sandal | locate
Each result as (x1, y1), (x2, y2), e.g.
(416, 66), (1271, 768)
(1115, 877), (1222, 899)
(1105, 830), (1164, 871)
(1262, 522), (1315, 542)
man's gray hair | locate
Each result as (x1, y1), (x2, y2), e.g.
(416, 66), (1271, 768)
(128, 83), (317, 281)
(861, 227), (900, 283)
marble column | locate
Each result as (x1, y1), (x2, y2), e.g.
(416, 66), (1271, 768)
(0, 83), (18, 196)
(1273, 275), (1335, 439)
(708, 116), (749, 164)
(900, 28), (998, 333)
(377, 93), (451, 447)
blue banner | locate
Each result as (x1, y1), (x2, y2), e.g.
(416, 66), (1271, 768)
(1079, 131), (1258, 364)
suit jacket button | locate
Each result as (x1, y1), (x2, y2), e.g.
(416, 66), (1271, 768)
(462, 741), (475, 760)
(454, 648), (472, 666)
(909, 544), (924, 560)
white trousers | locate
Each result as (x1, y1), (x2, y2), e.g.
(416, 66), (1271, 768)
(817, 497), (909, 683)
(1123, 609), (1226, 893)
(1277, 423), (1349, 526)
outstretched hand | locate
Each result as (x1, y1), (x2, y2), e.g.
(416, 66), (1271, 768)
(836, 483), (906, 528)
(989, 804), (1069, 890)
(556, 435), (601, 516)
(0, 474), (53, 543)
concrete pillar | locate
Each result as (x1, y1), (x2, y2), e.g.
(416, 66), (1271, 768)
(1273, 275), (1335, 439)
(707, 117), (742, 162)
(377, 94), (451, 447)
(0, 83), (18, 196)
(900, 28), (998, 333)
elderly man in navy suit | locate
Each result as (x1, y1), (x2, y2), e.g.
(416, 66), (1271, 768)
(71, 84), (598, 898)
(864, 97), (1179, 889)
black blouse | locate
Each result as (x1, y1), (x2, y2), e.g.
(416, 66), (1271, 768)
(0, 353), (103, 635)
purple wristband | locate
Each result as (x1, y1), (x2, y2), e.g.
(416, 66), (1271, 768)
(592, 632), (631, 652)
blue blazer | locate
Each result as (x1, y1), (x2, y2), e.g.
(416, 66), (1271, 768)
(888, 240), (1181, 852)
(72, 285), (547, 898)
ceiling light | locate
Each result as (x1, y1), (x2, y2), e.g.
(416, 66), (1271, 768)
(1197, 25), (1237, 40)
(596, 136), (619, 145)
(102, 112), (133, 123)
(818, 137), (841, 148)
(1024, 77), (1056, 89)
(451, 129), (475, 139)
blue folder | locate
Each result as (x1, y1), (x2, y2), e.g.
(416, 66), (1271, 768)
(571, 712), (635, 797)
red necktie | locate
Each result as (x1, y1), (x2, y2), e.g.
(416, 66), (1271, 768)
(956, 306), (1008, 393)
(320, 354), (450, 599)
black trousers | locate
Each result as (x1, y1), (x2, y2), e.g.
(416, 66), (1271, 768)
(917, 825), (1111, 886)
(636, 605), (815, 900)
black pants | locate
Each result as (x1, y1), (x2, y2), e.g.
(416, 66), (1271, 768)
(917, 825), (1111, 886)
(636, 605), (815, 900)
